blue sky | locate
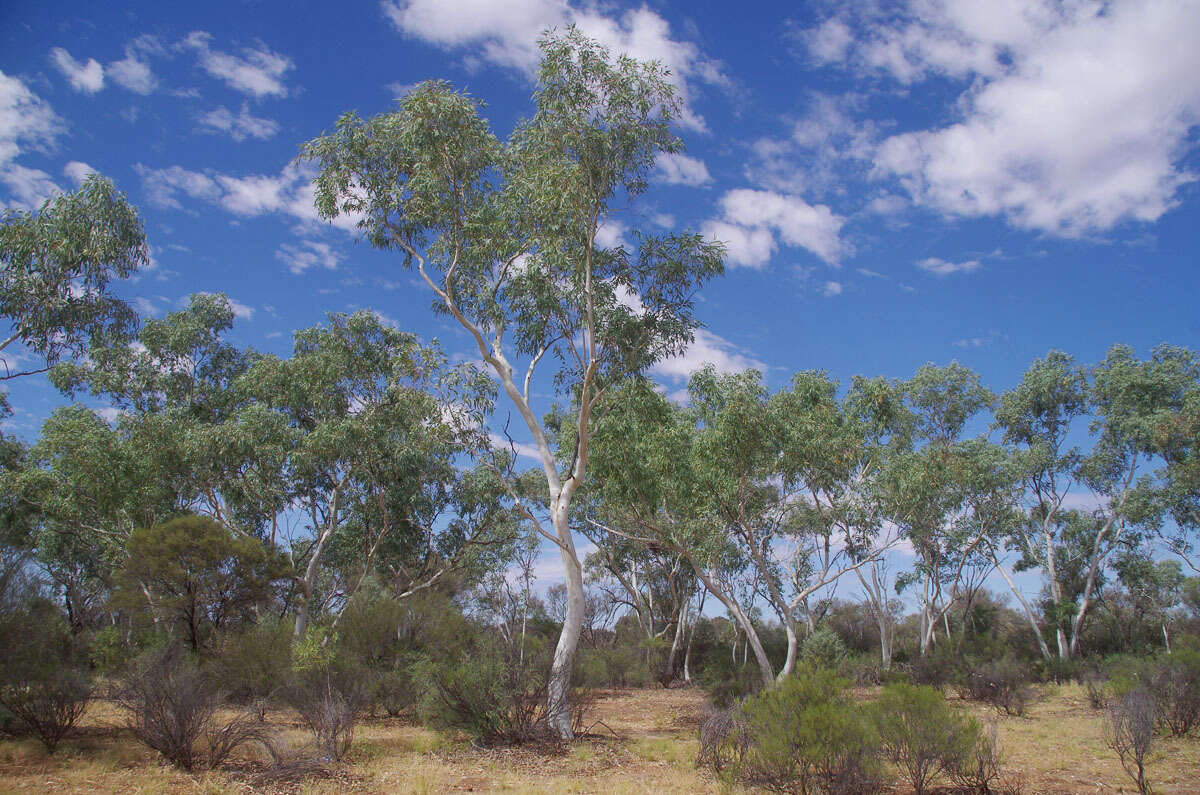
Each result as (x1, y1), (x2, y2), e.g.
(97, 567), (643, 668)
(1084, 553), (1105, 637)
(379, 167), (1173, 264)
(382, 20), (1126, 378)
(3, 1), (1199, 597)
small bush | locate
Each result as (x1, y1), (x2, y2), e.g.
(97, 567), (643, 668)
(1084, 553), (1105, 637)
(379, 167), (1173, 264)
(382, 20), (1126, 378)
(801, 628), (848, 671)
(1107, 688), (1155, 795)
(372, 665), (416, 718)
(0, 672), (92, 752)
(1149, 648), (1200, 737)
(0, 597), (93, 752)
(213, 618), (293, 717)
(1082, 669), (1107, 710)
(701, 667), (883, 794)
(415, 636), (586, 745)
(903, 646), (960, 691)
(117, 646), (273, 771)
(286, 676), (358, 760)
(872, 683), (980, 795)
(962, 658), (1034, 717)
(952, 721), (1005, 794)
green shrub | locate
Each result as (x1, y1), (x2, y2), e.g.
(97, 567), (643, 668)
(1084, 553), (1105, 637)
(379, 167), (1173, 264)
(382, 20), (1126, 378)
(801, 628), (848, 671)
(213, 617), (293, 716)
(701, 667), (883, 794)
(698, 651), (765, 707)
(962, 657), (1034, 716)
(0, 598), (93, 752)
(1150, 647), (1200, 736)
(415, 635), (580, 745)
(872, 683), (980, 795)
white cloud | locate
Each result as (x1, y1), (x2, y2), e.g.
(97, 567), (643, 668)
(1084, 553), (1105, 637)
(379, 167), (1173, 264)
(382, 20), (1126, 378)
(814, 0), (1200, 235)
(381, 0), (724, 131)
(488, 432), (542, 461)
(107, 36), (161, 94)
(821, 280), (843, 297)
(650, 327), (766, 383)
(0, 70), (64, 167)
(700, 219), (775, 268)
(655, 152), (711, 186)
(49, 47), (104, 93)
(0, 72), (65, 209)
(595, 219), (628, 249)
(198, 103), (280, 141)
(134, 164), (222, 208)
(916, 257), (981, 276)
(276, 240), (341, 274)
(181, 31), (294, 99)
(746, 93), (879, 196)
(703, 188), (844, 268)
(134, 161), (363, 233)
(1, 164), (59, 210)
(63, 161), (97, 185)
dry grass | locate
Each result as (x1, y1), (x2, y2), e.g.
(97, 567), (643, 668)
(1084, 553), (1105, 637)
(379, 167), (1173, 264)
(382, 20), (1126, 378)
(0, 684), (1196, 793)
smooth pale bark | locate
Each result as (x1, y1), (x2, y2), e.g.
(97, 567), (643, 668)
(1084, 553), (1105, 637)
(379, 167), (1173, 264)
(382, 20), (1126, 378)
(854, 561), (894, 670)
(292, 487), (342, 646)
(687, 556), (774, 687)
(989, 550), (1053, 660)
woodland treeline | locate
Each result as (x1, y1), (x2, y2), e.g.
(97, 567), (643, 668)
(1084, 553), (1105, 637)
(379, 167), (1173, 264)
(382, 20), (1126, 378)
(1, 28), (1198, 793)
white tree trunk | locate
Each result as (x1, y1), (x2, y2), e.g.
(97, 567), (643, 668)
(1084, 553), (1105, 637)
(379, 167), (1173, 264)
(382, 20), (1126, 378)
(545, 499), (584, 739)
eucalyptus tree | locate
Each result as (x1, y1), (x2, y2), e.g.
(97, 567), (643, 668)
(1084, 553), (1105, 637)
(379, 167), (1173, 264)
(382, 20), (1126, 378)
(1060, 343), (1199, 657)
(1153, 376), (1200, 574)
(584, 378), (776, 685)
(0, 175), (146, 409)
(301, 29), (722, 735)
(990, 350), (1091, 659)
(49, 293), (281, 535)
(580, 527), (696, 682)
(237, 311), (504, 643)
(882, 362), (998, 655)
(2, 405), (176, 629)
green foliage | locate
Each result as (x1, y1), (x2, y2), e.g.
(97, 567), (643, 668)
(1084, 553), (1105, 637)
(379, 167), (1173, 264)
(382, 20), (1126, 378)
(961, 657), (1034, 716)
(1149, 646), (1200, 736)
(801, 627), (848, 670)
(872, 683), (981, 795)
(0, 594), (92, 751)
(703, 667), (882, 794)
(116, 515), (284, 651)
(213, 616), (293, 711)
(415, 635), (554, 745)
(1, 174), (146, 391)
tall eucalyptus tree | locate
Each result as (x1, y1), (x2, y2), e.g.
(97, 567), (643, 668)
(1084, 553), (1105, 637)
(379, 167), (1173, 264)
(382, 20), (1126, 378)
(301, 29), (722, 735)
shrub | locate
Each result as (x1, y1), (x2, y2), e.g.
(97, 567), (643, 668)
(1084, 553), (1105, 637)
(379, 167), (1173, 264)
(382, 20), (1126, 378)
(0, 597), (93, 752)
(1082, 669), (1107, 710)
(801, 628), (848, 671)
(285, 676), (358, 760)
(372, 664), (416, 718)
(1107, 688), (1155, 795)
(0, 672), (92, 752)
(962, 658), (1034, 717)
(415, 636), (586, 745)
(117, 646), (273, 771)
(701, 667), (883, 794)
(698, 650), (764, 707)
(952, 721), (1005, 794)
(903, 645), (960, 691)
(214, 617), (293, 717)
(285, 626), (371, 759)
(1149, 648), (1200, 737)
(872, 683), (980, 795)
